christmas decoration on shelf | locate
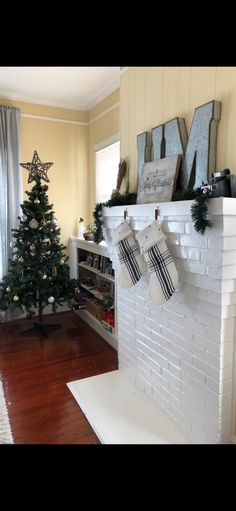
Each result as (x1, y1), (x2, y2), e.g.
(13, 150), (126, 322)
(0, 150), (77, 337)
(77, 217), (85, 239)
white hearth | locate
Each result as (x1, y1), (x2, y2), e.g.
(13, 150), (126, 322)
(101, 198), (236, 444)
(67, 370), (188, 444)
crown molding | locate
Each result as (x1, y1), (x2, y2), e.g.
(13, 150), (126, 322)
(21, 113), (87, 125)
(21, 101), (120, 126)
(88, 102), (120, 125)
(84, 78), (120, 110)
(0, 90), (89, 111)
(120, 67), (130, 77)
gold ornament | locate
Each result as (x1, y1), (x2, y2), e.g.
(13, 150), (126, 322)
(13, 295), (19, 302)
(34, 198), (40, 204)
(30, 244), (35, 251)
(20, 150), (54, 184)
(60, 259), (65, 265)
(6, 287), (11, 293)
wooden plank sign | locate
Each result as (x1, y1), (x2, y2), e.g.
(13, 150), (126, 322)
(137, 154), (181, 204)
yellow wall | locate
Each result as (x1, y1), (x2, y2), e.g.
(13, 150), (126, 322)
(88, 89), (120, 220)
(120, 67), (236, 192)
(0, 97), (89, 248)
(0, 89), (120, 242)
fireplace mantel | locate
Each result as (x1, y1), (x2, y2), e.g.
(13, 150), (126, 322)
(102, 197), (236, 444)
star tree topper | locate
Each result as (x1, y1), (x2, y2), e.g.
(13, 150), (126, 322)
(20, 150), (54, 183)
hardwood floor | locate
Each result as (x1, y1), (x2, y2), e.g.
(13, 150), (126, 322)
(0, 311), (118, 444)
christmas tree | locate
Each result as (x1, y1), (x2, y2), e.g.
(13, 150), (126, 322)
(0, 150), (77, 336)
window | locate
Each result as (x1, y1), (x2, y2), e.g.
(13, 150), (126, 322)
(95, 140), (120, 204)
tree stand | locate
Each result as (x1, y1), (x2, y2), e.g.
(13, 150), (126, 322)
(20, 322), (61, 338)
(20, 298), (61, 338)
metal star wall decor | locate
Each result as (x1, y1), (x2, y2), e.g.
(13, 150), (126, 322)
(20, 150), (54, 183)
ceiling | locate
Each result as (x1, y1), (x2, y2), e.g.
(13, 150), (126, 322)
(0, 67), (121, 111)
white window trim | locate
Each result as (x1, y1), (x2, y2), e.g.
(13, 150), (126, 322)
(94, 133), (120, 205)
(94, 133), (120, 153)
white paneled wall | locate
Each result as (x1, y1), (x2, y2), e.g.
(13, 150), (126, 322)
(102, 198), (236, 443)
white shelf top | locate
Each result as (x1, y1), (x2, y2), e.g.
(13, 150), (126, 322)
(78, 262), (115, 282)
(80, 283), (110, 301)
(70, 236), (109, 256)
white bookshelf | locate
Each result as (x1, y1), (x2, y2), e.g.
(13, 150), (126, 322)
(69, 236), (117, 350)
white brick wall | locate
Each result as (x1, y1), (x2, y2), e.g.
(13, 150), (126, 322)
(103, 197), (236, 444)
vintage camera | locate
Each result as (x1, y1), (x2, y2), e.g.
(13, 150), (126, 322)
(201, 169), (236, 198)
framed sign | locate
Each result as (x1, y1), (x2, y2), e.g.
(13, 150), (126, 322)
(137, 154), (181, 204)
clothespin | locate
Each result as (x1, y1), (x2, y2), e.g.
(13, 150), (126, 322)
(124, 208), (128, 220)
(155, 208), (159, 220)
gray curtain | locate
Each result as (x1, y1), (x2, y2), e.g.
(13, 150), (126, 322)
(0, 105), (22, 281)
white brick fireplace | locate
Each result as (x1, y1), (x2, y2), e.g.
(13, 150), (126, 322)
(102, 197), (236, 444)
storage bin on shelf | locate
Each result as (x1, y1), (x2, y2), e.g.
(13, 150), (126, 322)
(101, 310), (115, 333)
(85, 297), (105, 321)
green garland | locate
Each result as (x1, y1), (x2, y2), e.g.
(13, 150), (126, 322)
(92, 193), (137, 243)
(190, 191), (212, 234)
(173, 189), (212, 234)
(92, 189), (212, 243)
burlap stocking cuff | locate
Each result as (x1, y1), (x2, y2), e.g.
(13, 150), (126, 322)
(112, 219), (133, 246)
(136, 221), (166, 254)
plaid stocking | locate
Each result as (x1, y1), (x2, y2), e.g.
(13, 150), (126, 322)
(137, 220), (178, 304)
(112, 219), (145, 288)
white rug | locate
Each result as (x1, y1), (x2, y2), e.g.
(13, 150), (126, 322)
(0, 381), (13, 444)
